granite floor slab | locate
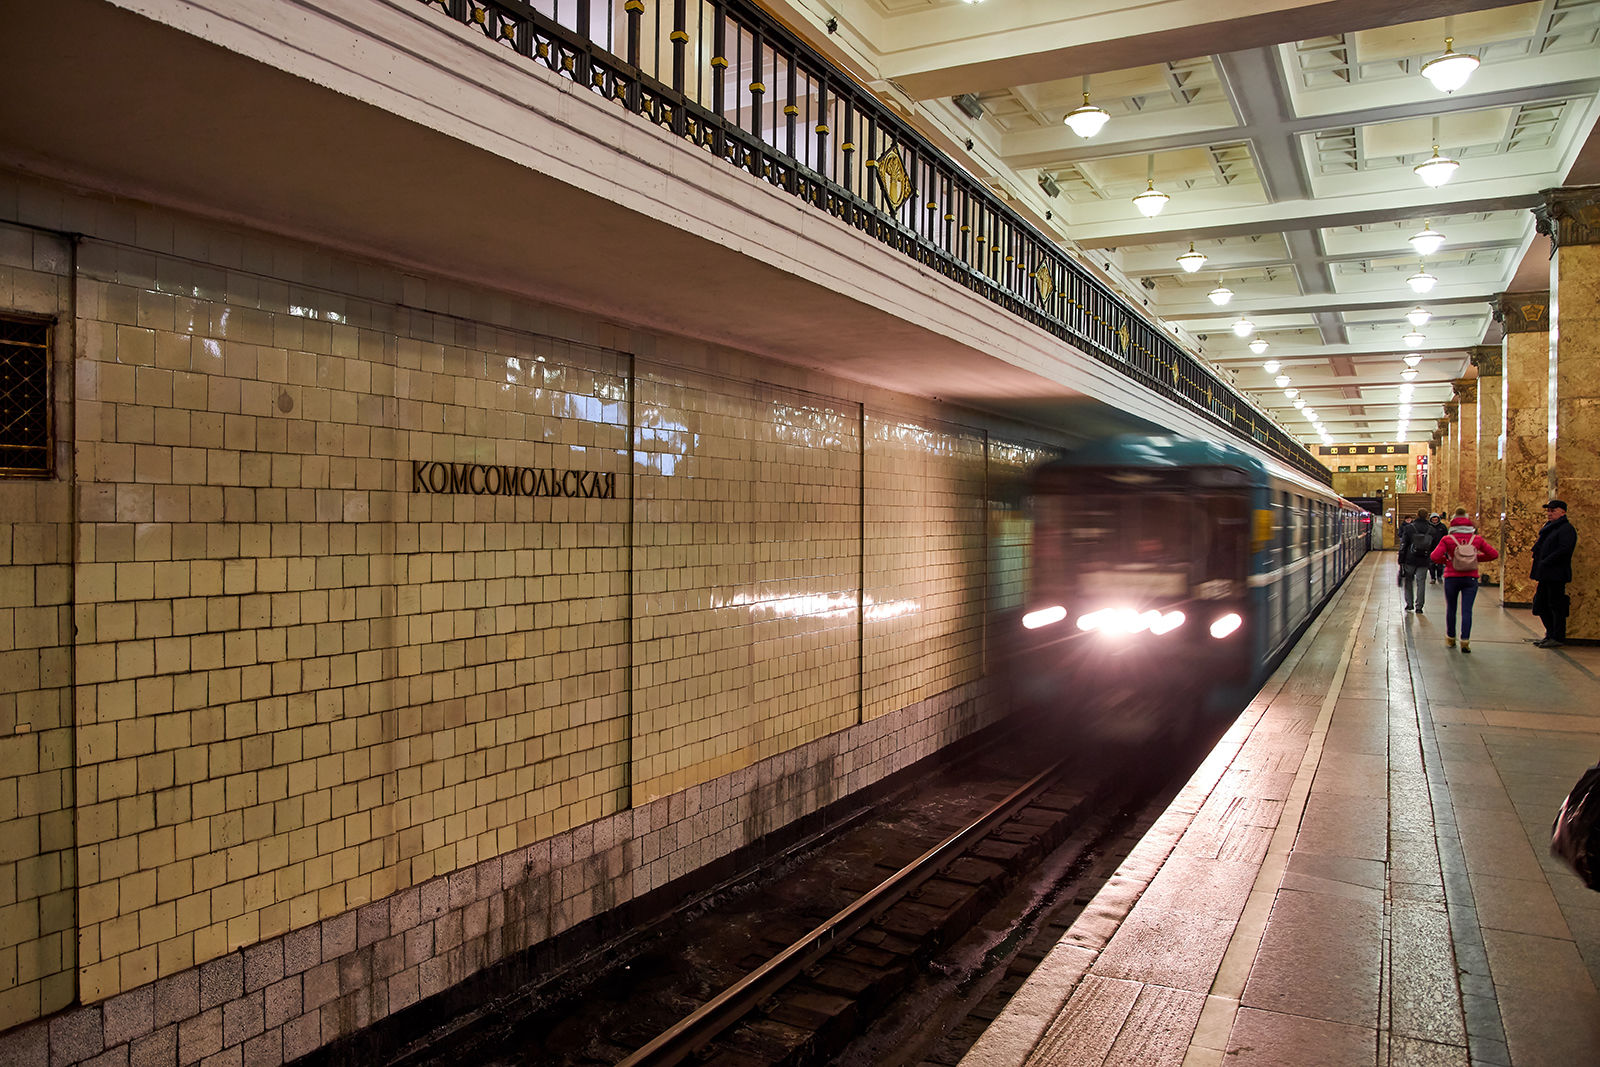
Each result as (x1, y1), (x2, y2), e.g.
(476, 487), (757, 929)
(960, 555), (1600, 1067)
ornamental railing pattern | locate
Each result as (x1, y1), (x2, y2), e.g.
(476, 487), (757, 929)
(417, 0), (1329, 484)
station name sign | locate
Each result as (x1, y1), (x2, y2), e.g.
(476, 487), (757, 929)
(411, 461), (616, 499)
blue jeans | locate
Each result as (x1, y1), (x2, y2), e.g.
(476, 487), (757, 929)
(1444, 575), (1479, 639)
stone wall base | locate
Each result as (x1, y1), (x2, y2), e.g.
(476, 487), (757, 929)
(0, 681), (1001, 1067)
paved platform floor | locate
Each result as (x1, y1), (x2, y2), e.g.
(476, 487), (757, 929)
(959, 554), (1600, 1067)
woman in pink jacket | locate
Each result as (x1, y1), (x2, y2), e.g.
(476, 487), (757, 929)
(1430, 508), (1499, 653)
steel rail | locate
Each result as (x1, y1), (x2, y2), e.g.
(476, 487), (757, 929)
(612, 758), (1068, 1067)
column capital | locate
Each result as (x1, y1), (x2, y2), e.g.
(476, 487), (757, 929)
(1445, 400), (1460, 418)
(1431, 432), (1442, 448)
(1470, 345), (1503, 377)
(1494, 290), (1551, 333)
(1533, 184), (1600, 249)
(1454, 379), (1478, 404)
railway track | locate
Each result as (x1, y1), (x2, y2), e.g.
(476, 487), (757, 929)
(617, 762), (1072, 1066)
(390, 718), (1210, 1067)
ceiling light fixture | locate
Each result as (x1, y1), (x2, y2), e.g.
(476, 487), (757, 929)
(1293, 397), (1306, 408)
(1409, 221), (1446, 257)
(1063, 75), (1110, 138)
(1233, 317), (1255, 338)
(1403, 330), (1426, 348)
(1404, 354), (1422, 368)
(1285, 387), (1299, 398)
(1415, 117), (1461, 189)
(1262, 359), (1281, 374)
(1407, 306), (1432, 327)
(1407, 266), (1438, 294)
(1177, 242), (1208, 273)
(1132, 155), (1170, 217)
(1414, 147), (1460, 187)
(1274, 374), (1290, 388)
(1133, 182), (1169, 217)
(1401, 368), (1419, 381)
(1249, 337), (1269, 354)
(1208, 278), (1233, 306)
(1421, 36), (1480, 94)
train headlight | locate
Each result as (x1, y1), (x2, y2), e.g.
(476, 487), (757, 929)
(1209, 612), (1243, 639)
(1076, 608), (1186, 635)
(1150, 610), (1185, 635)
(1023, 605), (1068, 630)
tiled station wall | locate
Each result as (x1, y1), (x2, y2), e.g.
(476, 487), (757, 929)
(0, 176), (1058, 1066)
(0, 225), (76, 1032)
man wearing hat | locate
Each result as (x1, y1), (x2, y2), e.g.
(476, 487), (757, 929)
(1531, 499), (1577, 648)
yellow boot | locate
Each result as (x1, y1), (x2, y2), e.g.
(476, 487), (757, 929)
(1446, 636), (1456, 648)
(1461, 639), (1471, 654)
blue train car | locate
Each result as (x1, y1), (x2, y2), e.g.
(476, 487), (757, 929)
(1017, 435), (1369, 717)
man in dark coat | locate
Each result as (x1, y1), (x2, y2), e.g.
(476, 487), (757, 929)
(1398, 508), (1433, 611)
(1531, 499), (1577, 648)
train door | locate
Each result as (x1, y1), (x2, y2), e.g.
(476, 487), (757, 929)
(1274, 490), (1289, 649)
(1320, 503), (1329, 597)
(1314, 502), (1326, 603)
(1303, 496), (1313, 613)
(1286, 494), (1308, 626)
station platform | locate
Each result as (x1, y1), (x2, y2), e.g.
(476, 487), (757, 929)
(959, 554), (1600, 1067)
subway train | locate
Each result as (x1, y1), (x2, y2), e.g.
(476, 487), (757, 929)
(1012, 434), (1370, 726)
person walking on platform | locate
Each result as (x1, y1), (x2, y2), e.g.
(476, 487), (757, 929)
(1531, 499), (1577, 649)
(1399, 507), (1434, 613)
(1397, 513), (1413, 589)
(1431, 509), (1498, 653)
(1427, 513), (1447, 583)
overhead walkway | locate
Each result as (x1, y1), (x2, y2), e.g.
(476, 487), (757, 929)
(960, 554), (1600, 1067)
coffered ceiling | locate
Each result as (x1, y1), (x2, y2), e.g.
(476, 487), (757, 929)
(770, 0), (1600, 447)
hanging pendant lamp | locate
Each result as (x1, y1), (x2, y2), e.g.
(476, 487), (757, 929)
(1064, 76), (1110, 138)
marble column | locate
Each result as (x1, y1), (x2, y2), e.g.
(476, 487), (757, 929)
(1536, 185), (1600, 638)
(1471, 347), (1505, 587)
(1429, 432), (1442, 507)
(1455, 379), (1479, 522)
(1499, 290), (1551, 606)
(1431, 426), (1446, 515)
(1444, 402), (1460, 514)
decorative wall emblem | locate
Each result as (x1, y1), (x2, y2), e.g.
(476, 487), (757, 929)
(1496, 291), (1550, 333)
(1030, 263), (1054, 303)
(873, 147), (912, 211)
(1116, 322), (1130, 353)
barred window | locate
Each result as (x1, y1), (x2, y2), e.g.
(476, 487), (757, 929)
(0, 316), (52, 476)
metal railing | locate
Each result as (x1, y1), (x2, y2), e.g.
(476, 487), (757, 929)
(417, 0), (1329, 484)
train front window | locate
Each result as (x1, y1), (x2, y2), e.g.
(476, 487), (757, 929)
(1038, 480), (1249, 602)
